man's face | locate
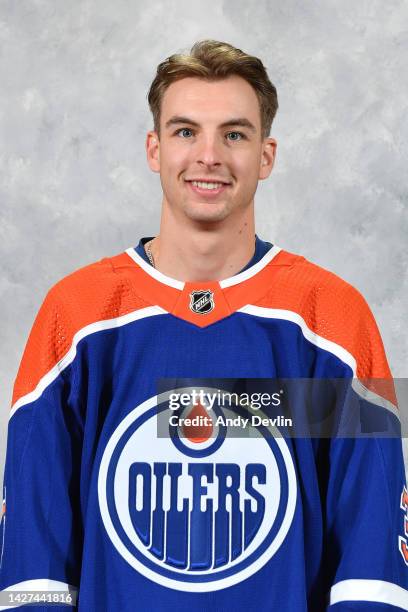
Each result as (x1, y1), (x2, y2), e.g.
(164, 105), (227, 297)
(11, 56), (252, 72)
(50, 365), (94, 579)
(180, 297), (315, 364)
(146, 75), (277, 225)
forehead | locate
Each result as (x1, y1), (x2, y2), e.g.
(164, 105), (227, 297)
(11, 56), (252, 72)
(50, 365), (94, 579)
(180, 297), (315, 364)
(160, 75), (261, 129)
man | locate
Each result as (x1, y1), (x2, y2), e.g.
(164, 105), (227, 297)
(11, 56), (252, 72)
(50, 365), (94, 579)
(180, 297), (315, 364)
(1, 40), (407, 611)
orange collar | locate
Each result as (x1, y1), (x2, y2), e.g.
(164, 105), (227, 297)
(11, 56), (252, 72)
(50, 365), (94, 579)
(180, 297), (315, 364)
(110, 246), (297, 328)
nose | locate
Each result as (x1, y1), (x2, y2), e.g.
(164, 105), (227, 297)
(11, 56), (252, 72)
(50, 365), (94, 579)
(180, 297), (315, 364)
(195, 134), (223, 168)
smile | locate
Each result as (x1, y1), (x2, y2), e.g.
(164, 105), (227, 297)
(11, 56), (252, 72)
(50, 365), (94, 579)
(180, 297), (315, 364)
(186, 180), (230, 196)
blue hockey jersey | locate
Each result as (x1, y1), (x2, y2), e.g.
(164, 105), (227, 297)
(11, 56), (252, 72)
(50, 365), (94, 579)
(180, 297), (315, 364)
(1, 243), (407, 611)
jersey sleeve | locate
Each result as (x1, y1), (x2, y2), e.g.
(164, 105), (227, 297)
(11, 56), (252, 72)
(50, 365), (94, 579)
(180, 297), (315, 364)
(0, 286), (84, 608)
(324, 287), (408, 611)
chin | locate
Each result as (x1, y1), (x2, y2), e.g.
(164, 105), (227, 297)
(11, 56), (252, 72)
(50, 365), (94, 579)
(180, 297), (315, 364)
(182, 201), (233, 223)
(185, 208), (232, 224)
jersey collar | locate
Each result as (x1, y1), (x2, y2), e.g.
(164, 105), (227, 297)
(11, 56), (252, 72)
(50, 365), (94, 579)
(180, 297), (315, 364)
(122, 245), (285, 328)
(125, 245), (281, 289)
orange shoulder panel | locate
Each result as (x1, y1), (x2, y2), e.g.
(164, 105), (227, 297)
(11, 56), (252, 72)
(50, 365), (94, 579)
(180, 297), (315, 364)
(254, 256), (395, 402)
(12, 256), (151, 408)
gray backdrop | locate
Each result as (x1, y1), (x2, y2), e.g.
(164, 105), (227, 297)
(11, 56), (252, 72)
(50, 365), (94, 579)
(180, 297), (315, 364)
(1, 0), (407, 484)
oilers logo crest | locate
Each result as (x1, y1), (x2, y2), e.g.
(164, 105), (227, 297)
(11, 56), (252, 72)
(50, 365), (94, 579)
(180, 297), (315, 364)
(98, 391), (297, 591)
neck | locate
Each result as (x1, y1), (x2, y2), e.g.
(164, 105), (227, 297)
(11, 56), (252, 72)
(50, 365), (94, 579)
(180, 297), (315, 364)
(151, 202), (256, 282)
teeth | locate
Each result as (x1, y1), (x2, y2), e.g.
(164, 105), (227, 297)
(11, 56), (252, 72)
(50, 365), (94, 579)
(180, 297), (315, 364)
(191, 181), (225, 190)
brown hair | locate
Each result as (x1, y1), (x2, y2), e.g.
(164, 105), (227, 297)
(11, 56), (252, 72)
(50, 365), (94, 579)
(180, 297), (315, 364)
(148, 39), (278, 139)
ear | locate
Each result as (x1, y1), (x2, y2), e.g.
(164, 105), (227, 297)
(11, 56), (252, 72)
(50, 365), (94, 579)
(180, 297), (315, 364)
(146, 131), (160, 173)
(259, 137), (277, 180)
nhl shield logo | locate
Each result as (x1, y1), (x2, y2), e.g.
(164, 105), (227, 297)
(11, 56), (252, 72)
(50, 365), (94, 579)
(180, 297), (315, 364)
(189, 290), (214, 315)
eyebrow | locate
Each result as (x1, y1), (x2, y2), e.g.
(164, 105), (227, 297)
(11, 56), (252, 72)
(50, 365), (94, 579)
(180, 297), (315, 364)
(164, 115), (257, 133)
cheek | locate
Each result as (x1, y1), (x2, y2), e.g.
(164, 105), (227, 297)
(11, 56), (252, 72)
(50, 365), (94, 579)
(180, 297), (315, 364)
(161, 143), (190, 169)
(235, 155), (261, 182)
(164, 159), (189, 184)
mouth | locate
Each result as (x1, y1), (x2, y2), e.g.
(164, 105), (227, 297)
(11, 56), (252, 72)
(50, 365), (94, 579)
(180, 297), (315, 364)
(185, 179), (231, 197)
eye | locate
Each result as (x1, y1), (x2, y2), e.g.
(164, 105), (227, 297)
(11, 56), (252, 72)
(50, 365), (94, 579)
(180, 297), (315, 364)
(226, 131), (245, 141)
(175, 127), (194, 138)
